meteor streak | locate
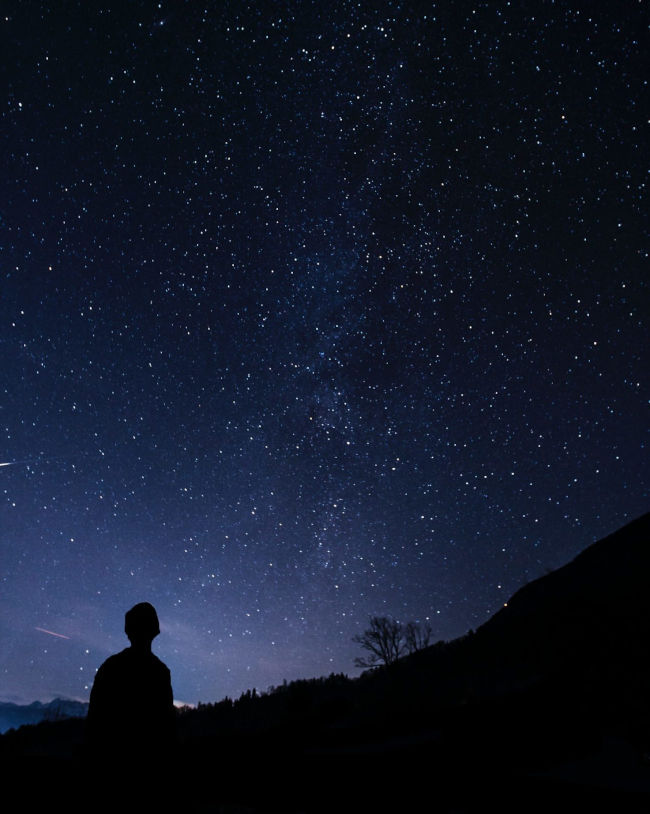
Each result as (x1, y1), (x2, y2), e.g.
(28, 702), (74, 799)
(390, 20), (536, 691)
(0, 456), (63, 469)
(36, 627), (71, 640)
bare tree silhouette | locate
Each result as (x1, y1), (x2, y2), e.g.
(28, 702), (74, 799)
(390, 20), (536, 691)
(352, 616), (406, 668)
(404, 620), (432, 654)
(353, 616), (433, 668)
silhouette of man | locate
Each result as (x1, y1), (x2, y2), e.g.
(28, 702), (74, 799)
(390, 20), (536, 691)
(87, 602), (176, 766)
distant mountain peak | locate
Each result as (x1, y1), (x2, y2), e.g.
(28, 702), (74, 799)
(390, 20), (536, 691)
(0, 697), (88, 734)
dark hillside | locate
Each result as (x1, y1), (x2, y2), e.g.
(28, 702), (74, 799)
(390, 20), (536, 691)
(174, 512), (650, 811)
(484, 511), (650, 635)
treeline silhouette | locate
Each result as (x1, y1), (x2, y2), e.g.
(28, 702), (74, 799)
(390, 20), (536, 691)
(2, 513), (649, 813)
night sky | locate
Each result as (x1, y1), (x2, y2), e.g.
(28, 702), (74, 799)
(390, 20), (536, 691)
(1, 1), (647, 706)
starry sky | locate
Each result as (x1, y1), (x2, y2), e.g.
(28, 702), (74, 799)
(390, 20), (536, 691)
(0, 0), (647, 706)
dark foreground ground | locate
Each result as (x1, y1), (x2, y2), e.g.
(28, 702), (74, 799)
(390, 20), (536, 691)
(4, 713), (650, 814)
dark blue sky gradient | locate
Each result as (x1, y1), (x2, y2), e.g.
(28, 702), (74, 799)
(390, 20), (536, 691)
(0, 1), (646, 705)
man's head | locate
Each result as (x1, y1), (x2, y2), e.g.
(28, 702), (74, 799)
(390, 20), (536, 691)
(125, 602), (160, 646)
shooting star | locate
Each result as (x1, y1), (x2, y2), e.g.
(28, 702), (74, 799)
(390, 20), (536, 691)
(1, 453), (94, 469)
(36, 627), (71, 640)
(0, 456), (65, 470)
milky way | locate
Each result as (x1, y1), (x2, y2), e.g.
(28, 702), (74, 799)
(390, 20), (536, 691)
(0, 1), (646, 705)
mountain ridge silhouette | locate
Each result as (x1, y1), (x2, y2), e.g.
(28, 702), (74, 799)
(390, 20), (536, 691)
(0, 698), (88, 734)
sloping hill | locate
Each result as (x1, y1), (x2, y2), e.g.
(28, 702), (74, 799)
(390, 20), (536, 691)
(381, 513), (650, 720)
(473, 512), (650, 693)
(485, 512), (650, 632)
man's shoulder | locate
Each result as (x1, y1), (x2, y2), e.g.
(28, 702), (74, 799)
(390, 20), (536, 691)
(99, 648), (131, 667)
(90, 650), (130, 688)
(96, 648), (170, 678)
(150, 653), (171, 674)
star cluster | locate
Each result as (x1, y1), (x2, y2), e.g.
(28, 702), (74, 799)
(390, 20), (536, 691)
(0, 1), (646, 705)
